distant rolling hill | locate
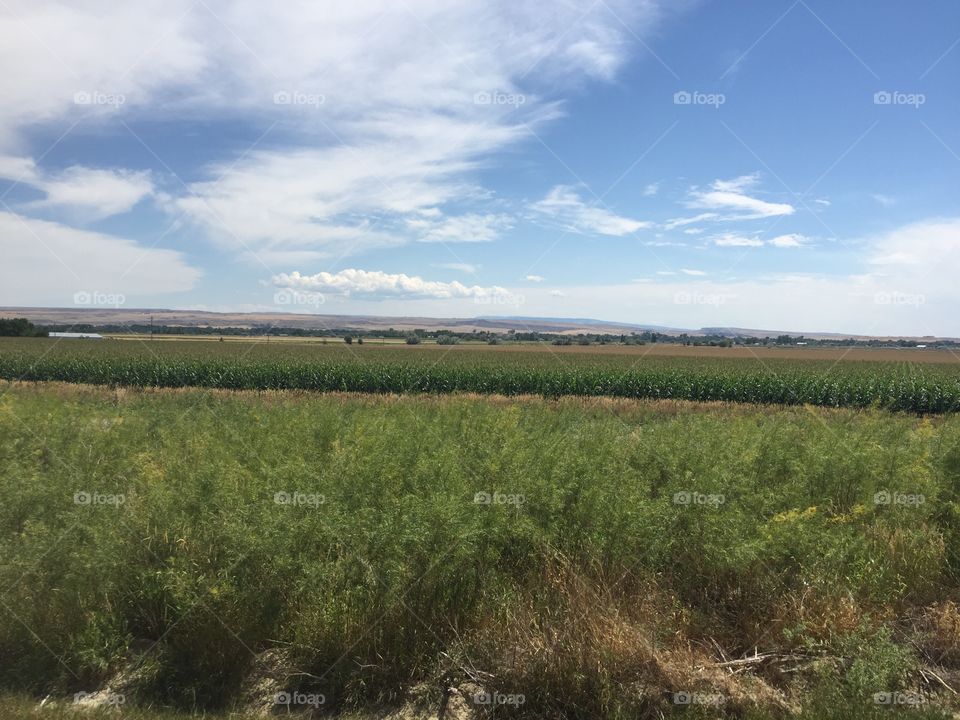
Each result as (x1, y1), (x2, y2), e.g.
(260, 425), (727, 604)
(0, 307), (955, 342)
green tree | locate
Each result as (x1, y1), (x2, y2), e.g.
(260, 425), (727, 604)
(0, 318), (45, 337)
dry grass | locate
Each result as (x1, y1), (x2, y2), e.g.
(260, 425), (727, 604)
(469, 555), (789, 717)
(915, 602), (960, 668)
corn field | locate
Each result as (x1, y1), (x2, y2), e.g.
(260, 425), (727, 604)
(1, 337), (959, 412)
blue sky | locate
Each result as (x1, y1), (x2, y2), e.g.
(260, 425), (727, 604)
(1, 0), (958, 335)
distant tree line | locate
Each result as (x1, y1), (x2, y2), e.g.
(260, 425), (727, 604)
(22, 321), (955, 349)
(0, 318), (47, 337)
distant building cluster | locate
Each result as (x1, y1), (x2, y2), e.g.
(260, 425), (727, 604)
(48, 332), (104, 340)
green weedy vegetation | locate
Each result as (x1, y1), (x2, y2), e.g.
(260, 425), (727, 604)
(1, 337), (960, 412)
(1, 382), (959, 718)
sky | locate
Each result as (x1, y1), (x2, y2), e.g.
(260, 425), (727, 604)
(0, 0), (958, 336)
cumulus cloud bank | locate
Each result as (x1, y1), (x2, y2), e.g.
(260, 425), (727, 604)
(272, 269), (518, 302)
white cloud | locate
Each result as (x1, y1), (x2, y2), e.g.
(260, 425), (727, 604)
(0, 155), (39, 183)
(710, 233), (809, 248)
(243, 219), (960, 336)
(872, 194), (897, 206)
(710, 232), (809, 248)
(712, 233), (764, 247)
(35, 167), (154, 219)
(0, 1), (205, 152)
(663, 212), (718, 229)
(272, 268), (516, 301)
(868, 218), (960, 271)
(562, 36), (625, 81)
(768, 233), (808, 248)
(173, 126), (512, 264)
(680, 268), (707, 276)
(549, 289), (565, 297)
(433, 262), (478, 274)
(688, 174), (794, 220)
(478, 218), (960, 336)
(0, 210), (200, 305)
(711, 175), (756, 193)
(0, 159), (154, 220)
(525, 274), (545, 282)
(531, 185), (651, 236)
(409, 212), (512, 243)
(642, 182), (660, 197)
(0, 0), (664, 262)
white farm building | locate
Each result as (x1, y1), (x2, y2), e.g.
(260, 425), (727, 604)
(49, 332), (104, 340)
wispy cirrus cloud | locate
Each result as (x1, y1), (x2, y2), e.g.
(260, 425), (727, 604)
(172, 125), (515, 264)
(531, 185), (651, 236)
(433, 262), (478, 274)
(768, 233), (808, 248)
(711, 233), (764, 247)
(688, 173), (794, 219)
(660, 174), (800, 246)
(0, 157), (154, 220)
(0, 0), (668, 275)
(408, 212), (513, 243)
(653, 268), (707, 277)
(33, 167), (154, 220)
(710, 232), (809, 248)
(663, 212), (718, 230)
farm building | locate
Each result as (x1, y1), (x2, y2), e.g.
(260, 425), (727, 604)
(49, 332), (104, 340)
